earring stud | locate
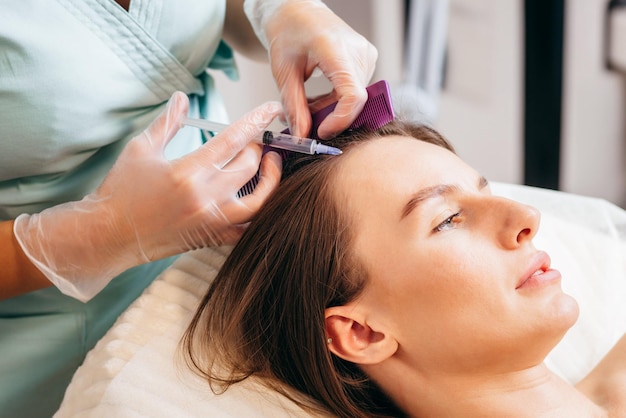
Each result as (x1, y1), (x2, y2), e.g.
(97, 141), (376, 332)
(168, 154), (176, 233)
(327, 337), (333, 344)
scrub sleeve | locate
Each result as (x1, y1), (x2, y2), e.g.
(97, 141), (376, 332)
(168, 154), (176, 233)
(0, 0), (238, 416)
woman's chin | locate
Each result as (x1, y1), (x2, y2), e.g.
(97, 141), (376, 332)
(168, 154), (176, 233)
(550, 292), (580, 336)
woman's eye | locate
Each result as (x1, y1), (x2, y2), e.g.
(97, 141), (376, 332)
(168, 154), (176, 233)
(434, 212), (461, 232)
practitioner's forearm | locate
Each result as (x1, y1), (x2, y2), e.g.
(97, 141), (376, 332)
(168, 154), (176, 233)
(0, 220), (52, 300)
(223, 0), (268, 62)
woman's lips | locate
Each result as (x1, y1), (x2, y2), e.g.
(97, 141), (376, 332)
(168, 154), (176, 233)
(516, 251), (562, 290)
(516, 268), (562, 290)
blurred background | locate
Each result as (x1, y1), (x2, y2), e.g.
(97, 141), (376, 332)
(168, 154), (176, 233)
(211, 0), (626, 208)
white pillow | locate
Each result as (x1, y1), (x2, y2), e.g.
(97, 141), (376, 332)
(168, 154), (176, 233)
(54, 246), (327, 418)
(55, 183), (626, 417)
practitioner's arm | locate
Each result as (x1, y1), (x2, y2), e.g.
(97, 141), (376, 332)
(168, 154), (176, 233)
(0, 220), (52, 300)
(223, 0), (267, 61)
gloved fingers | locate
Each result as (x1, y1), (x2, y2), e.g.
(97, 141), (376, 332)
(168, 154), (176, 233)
(266, 3), (378, 139)
(232, 150), (283, 223)
(281, 65), (370, 140)
(189, 101), (284, 169)
(184, 203), (248, 248)
(314, 72), (369, 140)
(214, 152), (282, 229)
(217, 143), (265, 191)
(305, 91), (339, 115)
(204, 223), (248, 247)
(313, 41), (377, 139)
(141, 91), (190, 152)
(277, 70), (369, 140)
(273, 56), (313, 138)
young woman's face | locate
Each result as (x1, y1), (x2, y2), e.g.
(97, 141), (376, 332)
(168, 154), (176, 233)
(335, 136), (579, 374)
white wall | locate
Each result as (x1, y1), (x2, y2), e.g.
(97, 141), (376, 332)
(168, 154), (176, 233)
(435, 0), (626, 206)
(560, 0), (626, 206)
(434, 0), (524, 186)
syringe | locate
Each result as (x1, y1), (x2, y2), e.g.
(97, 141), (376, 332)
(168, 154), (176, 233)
(182, 118), (342, 156)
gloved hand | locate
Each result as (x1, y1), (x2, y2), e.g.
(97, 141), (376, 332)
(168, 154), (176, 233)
(14, 92), (284, 302)
(244, 0), (378, 139)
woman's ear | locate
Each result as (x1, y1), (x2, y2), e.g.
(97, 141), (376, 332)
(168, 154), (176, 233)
(325, 306), (398, 365)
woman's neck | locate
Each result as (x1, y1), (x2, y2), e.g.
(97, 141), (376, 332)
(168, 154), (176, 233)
(375, 362), (607, 418)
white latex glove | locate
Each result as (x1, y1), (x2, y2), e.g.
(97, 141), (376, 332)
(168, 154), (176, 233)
(14, 92), (284, 302)
(244, 0), (378, 139)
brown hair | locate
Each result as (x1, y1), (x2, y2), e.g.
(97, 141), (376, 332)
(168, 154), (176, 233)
(182, 120), (454, 417)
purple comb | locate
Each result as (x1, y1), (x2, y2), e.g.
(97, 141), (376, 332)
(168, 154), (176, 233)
(238, 79), (395, 197)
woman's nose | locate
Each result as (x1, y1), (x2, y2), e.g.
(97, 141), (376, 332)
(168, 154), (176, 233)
(491, 197), (541, 249)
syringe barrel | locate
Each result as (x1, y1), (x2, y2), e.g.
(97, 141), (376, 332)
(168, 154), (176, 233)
(261, 131), (315, 154)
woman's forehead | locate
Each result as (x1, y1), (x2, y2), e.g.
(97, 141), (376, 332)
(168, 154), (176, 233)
(331, 135), (477, 221)
(337, 135), (461, 187)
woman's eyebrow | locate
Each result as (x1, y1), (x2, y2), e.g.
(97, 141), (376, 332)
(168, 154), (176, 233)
(401, 175), (489, 219)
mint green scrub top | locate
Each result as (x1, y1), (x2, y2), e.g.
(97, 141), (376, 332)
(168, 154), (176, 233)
(0, 1), (238, 416)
